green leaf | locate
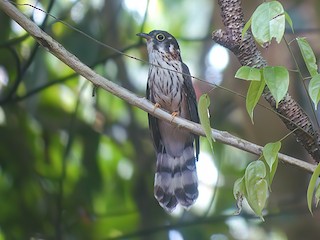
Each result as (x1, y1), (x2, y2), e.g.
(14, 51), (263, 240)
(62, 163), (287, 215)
(297, 37), (318, 77)
(242, 17), (252, 39)
(246, 78), (266, 123)
(269, 156), (278, 187)
(284, 11), (294, 33)
(262, 141), (281, 184)
(233, 176), (247, 199)
(315, 184), (320, 207)
(233, 177), (247, 215)
(263, 66), (289, 108)
(307, 163), (320, 214)
(251, 1), (285, 47)
(198, 94), (215, 150)
(308, 74), (320, 110)
(245, 161), (268, 219)
(235, 66), (261, 81)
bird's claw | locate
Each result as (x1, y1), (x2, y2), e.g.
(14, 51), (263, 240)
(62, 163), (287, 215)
(153, 103), (161, 113)
(171, 111), (179, 122)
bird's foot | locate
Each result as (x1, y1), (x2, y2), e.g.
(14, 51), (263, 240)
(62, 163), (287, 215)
(153, 103), (161, 113)
(170, 111), (179, 122)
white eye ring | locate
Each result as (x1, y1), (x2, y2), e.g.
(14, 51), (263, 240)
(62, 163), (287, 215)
(156, 33), (165, 41)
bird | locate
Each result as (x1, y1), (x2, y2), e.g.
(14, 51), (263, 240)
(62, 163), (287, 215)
(137, 30), (200, 212)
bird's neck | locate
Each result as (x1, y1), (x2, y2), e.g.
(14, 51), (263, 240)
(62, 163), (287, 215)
(148, 50), (182, 67)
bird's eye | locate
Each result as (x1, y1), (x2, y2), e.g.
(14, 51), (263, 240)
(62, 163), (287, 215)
(155, 33), (165, 41)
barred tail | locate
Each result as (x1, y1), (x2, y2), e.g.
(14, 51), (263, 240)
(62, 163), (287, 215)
(154, 145), (198, 212)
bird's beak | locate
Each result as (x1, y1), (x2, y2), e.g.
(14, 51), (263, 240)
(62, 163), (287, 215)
(136, 32), (151, 41)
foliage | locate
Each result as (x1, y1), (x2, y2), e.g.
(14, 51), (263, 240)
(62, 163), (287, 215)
(297, 37), (320, 109)
(233, 142), (281, 219)
(237, 0), (320, 220)
(307, 163), (320, 214)
(243, 0), (293, 47)
(198, 93), (215, 151)
(236, 65), (289, 117)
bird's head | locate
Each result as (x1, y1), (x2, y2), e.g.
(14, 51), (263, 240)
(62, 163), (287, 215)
(137, 30), (181, 61)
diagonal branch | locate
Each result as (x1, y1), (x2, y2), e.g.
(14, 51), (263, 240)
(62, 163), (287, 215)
(212, 0), (320, 162)
(0, 0), (316, 173)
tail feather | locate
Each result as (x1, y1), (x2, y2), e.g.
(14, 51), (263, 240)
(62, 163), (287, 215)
(154, 145), (198, 212)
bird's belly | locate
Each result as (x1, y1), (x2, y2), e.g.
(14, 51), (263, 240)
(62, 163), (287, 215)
(158, 120), (189, 156)
(154, 93), (180, 113)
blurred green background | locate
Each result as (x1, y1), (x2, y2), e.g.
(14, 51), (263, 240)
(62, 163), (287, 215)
(1, 0), (320, 239)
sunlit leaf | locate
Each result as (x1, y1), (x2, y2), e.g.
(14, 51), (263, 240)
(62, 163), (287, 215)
(242, 17), (252, 39)
(262, 141), (281, 184)
(251, 1), (285, 47)
(308, 74), (320, 110)
(235, 66), (261, 81)
(198, 94), (215, 151)
(297, 37), (318, 77)
(284, 11), (294, 33)
(307, 163), (320, 214)
(263, 66), (289, 108)
(246, 78), (266, 123)
(245, 161), (268, 219)
(269, 156), (278, 187)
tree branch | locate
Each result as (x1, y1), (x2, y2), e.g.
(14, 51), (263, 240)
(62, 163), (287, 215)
(212, 0), (320, 162)
(0, 1), (316, 173)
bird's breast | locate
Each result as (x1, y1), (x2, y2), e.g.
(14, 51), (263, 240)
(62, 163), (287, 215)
(149, 60), (184, 113)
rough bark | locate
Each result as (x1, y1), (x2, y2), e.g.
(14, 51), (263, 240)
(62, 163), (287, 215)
(212, 0), (320, 162)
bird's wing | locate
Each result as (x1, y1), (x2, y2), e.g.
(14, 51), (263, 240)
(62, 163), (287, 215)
(147, 81), (162, 153)
(182, 63), (200, 160)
